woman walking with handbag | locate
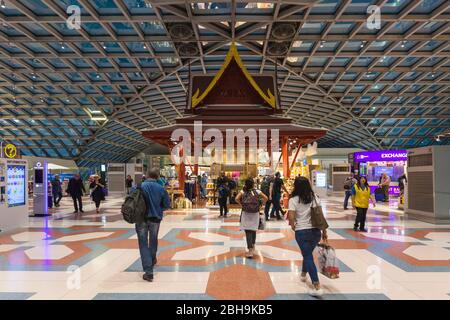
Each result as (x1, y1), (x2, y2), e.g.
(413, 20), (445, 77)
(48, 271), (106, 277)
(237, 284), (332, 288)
(236, 178), (268, 259)
(287, 176), (328, 297)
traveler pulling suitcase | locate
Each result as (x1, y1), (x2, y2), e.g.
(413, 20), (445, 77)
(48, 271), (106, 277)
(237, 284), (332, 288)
(375, 187), (384, 202)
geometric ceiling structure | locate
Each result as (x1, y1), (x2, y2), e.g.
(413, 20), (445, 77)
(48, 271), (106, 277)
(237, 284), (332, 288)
(0, 0), (449, 168)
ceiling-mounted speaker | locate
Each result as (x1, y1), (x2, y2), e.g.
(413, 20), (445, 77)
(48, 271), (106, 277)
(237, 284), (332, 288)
(169, 23), (194, 40)
(267, 41), (289, 56)
(177, 43), (199, 56)
(271, 23), (296, 40)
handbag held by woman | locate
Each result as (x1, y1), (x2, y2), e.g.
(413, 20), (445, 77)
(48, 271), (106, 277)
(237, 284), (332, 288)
(310, 196), (329, 230)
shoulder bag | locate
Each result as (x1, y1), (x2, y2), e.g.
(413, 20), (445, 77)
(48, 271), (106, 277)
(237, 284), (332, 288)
(310, 195), (329, 230)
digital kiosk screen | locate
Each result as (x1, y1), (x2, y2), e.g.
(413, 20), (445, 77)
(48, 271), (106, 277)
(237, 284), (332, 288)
(6, 165), (26, 207)
(35, 169), (44, 184)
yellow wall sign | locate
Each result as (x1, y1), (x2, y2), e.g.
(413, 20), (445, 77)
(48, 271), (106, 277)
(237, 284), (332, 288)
(4, 144), (17, 159)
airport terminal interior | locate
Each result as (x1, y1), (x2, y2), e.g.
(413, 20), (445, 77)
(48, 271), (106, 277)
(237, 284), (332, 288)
(0, 0), (450, 301)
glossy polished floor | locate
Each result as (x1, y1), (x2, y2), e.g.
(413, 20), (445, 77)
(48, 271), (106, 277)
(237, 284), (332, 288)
(0, 194), (449, 300)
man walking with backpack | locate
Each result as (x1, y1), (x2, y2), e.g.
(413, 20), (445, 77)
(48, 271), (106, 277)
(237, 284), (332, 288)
(269, 172), (288, 220)
(136, 169), (170, 282)
(343, 172), (357, 210)
(260, 176), (272, 221)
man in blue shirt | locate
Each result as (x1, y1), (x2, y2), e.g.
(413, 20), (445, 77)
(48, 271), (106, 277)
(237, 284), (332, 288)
(136, 168), (170, 282)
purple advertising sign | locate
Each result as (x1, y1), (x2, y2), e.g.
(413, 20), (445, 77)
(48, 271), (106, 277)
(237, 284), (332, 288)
(353, 150), (407, 162)
(369, 185), (400, 196)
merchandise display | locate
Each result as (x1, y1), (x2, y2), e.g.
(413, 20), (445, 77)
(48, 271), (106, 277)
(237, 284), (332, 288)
(206, 178), (217, 207)
(174, 197), (192, 210)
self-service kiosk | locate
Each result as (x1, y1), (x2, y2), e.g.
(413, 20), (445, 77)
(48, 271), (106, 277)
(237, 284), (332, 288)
(32, 161), (49, 216)
(312, 169), (328, 198)
(0, 158), (29, 230)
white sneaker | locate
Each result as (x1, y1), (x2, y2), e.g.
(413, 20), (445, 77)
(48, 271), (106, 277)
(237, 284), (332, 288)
(307, 286), (323, 297)
(300, 274), (307, 283)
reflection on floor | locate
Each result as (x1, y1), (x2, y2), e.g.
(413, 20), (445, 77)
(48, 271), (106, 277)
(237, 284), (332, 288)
(0, 194), (449, 300)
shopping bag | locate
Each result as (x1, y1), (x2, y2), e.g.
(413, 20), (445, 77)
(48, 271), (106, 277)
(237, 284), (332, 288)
(317, 243), (340, 279)
(258, 214), (266, 230)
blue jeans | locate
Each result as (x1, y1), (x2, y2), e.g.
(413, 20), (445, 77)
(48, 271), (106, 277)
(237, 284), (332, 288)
(343, 190), (352, 209)
(295, 228), (322, 284)
(135, 220), (161, 275)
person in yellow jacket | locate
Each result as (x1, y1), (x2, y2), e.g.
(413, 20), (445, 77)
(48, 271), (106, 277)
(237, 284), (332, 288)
(351, 176), (376, 232)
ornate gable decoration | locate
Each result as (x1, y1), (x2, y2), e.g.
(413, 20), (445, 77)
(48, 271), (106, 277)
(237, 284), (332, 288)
(191, 43), (276, 108)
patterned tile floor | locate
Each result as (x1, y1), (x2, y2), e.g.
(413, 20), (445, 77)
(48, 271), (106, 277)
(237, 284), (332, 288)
(0, 195), (449, 300)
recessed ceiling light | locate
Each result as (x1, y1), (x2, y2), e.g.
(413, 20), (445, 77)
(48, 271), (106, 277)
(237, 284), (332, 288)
(0, 0), (6, 9)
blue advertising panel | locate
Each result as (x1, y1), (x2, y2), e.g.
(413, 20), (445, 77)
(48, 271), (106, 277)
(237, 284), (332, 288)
(7, 164), (26, 207)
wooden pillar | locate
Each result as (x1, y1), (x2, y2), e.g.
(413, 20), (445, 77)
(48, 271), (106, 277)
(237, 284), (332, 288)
(178, 148), (185, 191)
(282, 136), (289, 178)
(289, 144), (301, 174)
(193, 164), (199, 175)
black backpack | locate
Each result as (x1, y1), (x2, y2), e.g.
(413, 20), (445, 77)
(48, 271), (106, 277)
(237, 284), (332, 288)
(260, 180), (270, 196)
(343, 178), (353, 190)
(121, 188), (148, 224)
(218, 185), (229, 198)
(228, 180), (237, 190)
(241, 190), (261, 213)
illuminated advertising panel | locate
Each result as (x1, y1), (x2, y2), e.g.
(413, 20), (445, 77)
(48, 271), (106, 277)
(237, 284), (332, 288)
(6, 164), (26, 207)
(316, 172), (327, 188)
(353, 150), (408, 162)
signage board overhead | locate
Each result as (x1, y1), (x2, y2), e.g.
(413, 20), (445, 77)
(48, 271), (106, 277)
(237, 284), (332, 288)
(353, 150), (408, 162)
(4, 144), (17, 159)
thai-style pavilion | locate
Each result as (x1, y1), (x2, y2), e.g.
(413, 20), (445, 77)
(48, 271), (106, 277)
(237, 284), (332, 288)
(142, 44), (327, 189)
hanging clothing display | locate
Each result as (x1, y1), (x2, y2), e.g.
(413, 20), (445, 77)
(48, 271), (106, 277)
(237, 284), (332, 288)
(184, 181), (197, 201)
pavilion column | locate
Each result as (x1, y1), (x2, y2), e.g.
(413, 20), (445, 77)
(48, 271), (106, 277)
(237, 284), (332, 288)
(179, 163), (185, 191)
(178, 148), (185, 191)
(282, 136), (289, 178)
(194, 164), (199, 175)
